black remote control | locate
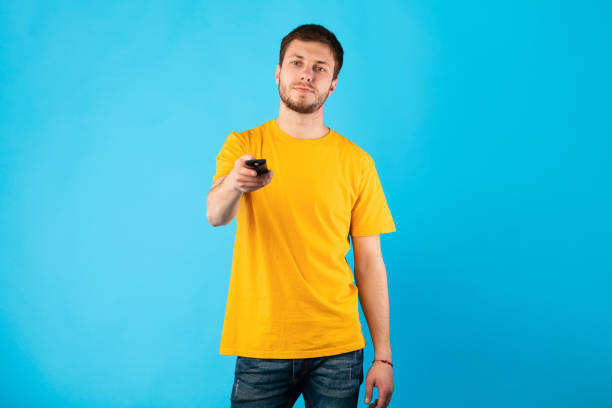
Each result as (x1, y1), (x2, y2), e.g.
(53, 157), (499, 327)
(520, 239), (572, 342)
(245, 159), (269, 175)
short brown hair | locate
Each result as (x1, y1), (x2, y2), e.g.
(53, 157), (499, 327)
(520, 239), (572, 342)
(279, 24), (344, 80)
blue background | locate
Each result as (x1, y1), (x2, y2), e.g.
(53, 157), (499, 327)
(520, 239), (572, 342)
(1, 1), (611, 407)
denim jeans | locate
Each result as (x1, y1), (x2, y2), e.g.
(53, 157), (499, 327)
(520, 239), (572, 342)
(230, 348), (364, 408)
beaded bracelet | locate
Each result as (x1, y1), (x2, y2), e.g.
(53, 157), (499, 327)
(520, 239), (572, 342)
(373, 359), (393, 368)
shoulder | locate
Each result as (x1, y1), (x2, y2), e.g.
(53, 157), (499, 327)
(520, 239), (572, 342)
(225, 120), (270, 146)
(231, 120), (271, 142)
(238, 120), (271, 137)
(332, 129), (375, 167)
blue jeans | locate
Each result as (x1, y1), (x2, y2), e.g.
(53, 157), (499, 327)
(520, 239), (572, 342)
(230, 348), (364, 408)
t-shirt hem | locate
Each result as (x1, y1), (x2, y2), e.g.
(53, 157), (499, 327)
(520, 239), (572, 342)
(350, 227), (396, 237)
(219, 340), (366, 359)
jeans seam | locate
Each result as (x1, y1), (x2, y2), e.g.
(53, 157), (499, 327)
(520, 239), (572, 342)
(233, 378), (239, 398)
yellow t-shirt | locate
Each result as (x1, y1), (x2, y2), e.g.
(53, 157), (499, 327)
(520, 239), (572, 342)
(213, 119), (395, 358)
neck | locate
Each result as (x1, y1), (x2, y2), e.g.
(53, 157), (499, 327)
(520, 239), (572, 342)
(276, 103), (329, 140)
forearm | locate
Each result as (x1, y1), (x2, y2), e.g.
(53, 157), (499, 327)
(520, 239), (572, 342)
(206, 174), (242, 226)
(355, 265), (392, 361)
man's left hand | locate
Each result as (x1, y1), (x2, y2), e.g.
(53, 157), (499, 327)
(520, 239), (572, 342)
(363, 362), (394, 407)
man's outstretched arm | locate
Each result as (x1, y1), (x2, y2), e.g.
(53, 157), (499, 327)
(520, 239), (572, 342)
(207, 154), (274, 227)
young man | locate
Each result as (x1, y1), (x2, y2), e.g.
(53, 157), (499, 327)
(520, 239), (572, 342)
(207, 24), (395, 408)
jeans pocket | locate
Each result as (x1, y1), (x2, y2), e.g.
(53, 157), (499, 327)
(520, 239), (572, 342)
(232, 357), (294, 403)
(309, 350), (363, 399)
(355, 349), (364, 384)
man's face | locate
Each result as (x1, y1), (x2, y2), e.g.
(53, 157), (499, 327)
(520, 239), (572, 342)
(275, 39), (338, 114)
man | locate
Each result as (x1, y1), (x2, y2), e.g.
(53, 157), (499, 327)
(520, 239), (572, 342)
(207, 24), (395, 408)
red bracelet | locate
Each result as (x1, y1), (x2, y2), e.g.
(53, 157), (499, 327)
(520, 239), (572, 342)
(373, 359), (393, 368)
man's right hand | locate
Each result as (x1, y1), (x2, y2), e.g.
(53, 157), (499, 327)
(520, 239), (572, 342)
(230, 154), (274, 193)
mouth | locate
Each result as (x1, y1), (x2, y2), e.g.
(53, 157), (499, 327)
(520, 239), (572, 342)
(294, 87), (313, 93)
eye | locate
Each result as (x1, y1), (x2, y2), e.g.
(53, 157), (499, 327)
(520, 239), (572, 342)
(316, 66), (325, 72)
(291, 60), (300, 65)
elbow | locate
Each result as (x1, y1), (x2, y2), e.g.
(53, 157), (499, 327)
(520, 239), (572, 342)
(207, 212), (221, 227)
(207, 211), (230, 227)
(206, 197), (235, 227)
(206, 205), (219, 226)
(206, 197), (220, 227)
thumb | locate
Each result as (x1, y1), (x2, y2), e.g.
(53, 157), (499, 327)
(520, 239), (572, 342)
(364, 380), (374, 404)
(237, 154), (255, 164)
(236, 154), (256, 168)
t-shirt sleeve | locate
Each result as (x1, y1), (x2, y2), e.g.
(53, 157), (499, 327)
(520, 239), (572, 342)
(349, 155), (396, 237)
(212, 131), (247, 183)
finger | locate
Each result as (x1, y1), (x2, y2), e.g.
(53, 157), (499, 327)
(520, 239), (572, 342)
(364, 382), (374, 404)
(240, 179), (266, 186)
(238, 168), (258, 177)
(240, 183), (264, 189)
(236, 177), (261, 185)
(378, 393), (390, 407)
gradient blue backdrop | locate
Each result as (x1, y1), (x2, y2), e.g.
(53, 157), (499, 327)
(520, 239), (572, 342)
(1, 1), (610, 407)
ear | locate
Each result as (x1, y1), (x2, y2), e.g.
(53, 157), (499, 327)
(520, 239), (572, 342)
(275, 64), (280, 85)
(327, 77), (338, 97)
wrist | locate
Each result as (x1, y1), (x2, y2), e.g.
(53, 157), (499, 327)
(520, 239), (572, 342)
(226, 170), (241, 194)
(373, 359), (394, 368)
(374, 349), (392, 361)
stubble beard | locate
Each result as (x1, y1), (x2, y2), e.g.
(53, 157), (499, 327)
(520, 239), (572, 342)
(278, 80), (329, 114)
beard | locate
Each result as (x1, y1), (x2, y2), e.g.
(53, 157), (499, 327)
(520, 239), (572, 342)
(278, 81), (330, 114)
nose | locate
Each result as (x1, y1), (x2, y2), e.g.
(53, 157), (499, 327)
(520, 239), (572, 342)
(299, 66), (313, 82)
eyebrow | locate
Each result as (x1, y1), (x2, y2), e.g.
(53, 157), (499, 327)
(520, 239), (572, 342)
(289, 54), (330, 66)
